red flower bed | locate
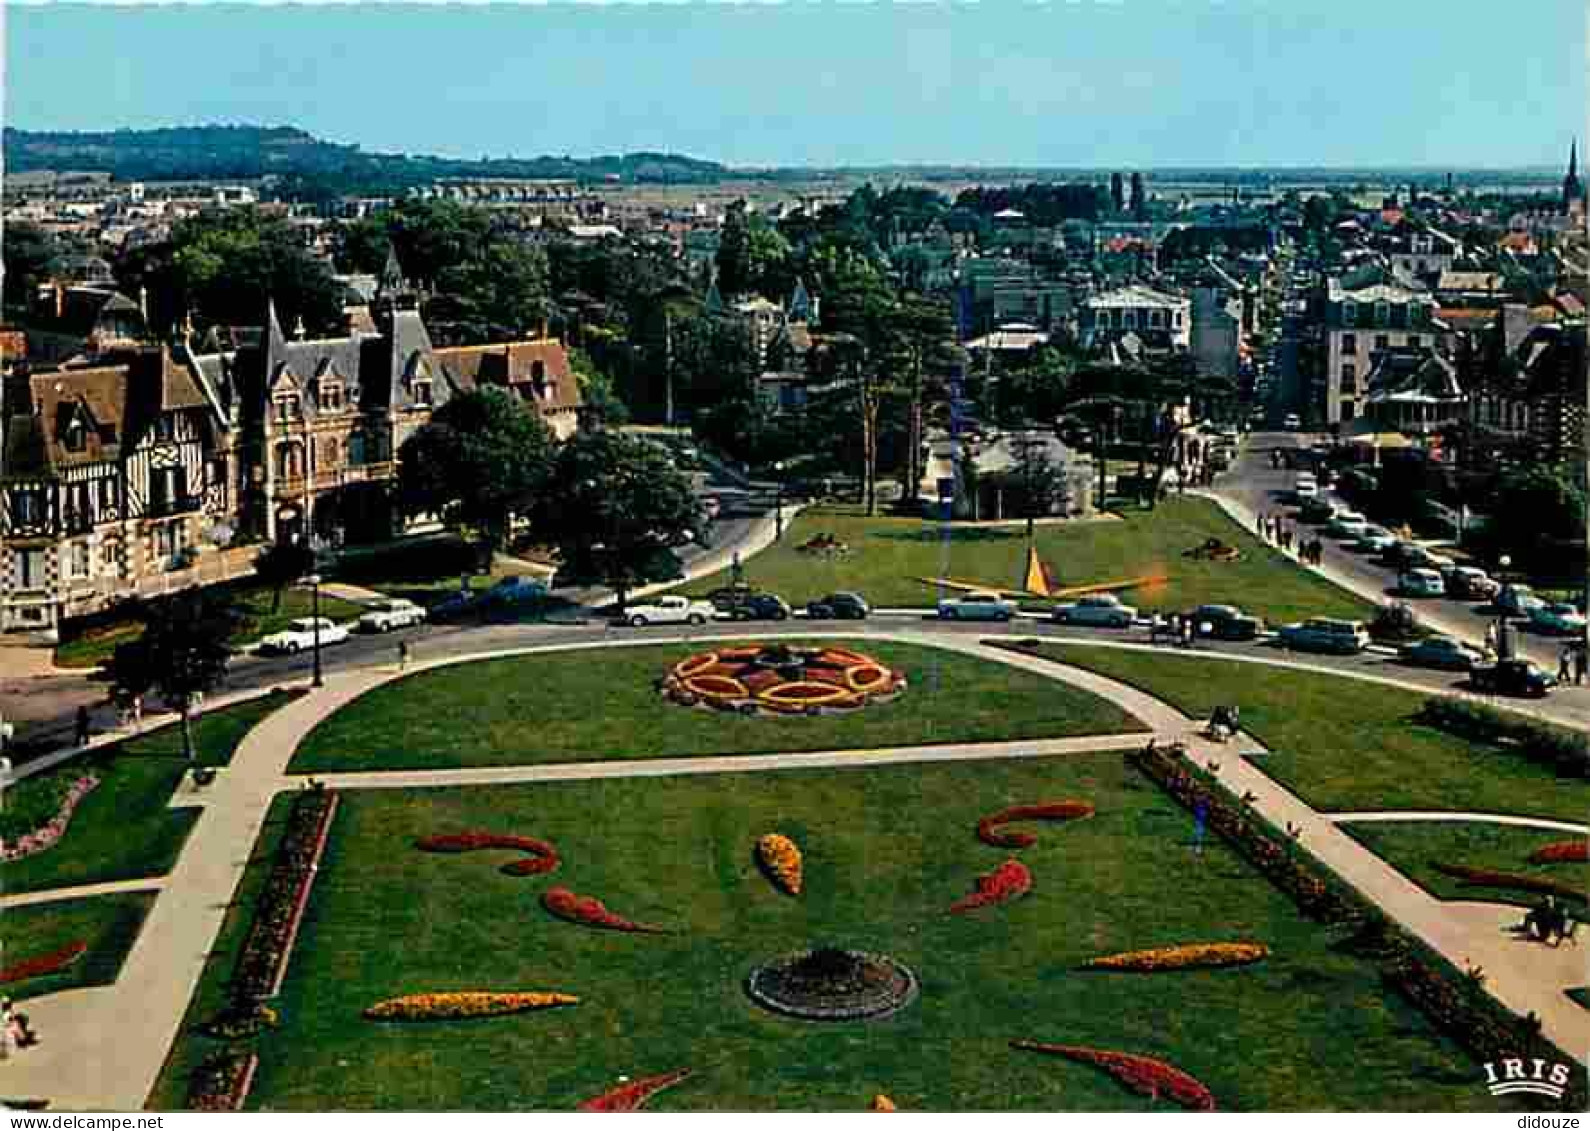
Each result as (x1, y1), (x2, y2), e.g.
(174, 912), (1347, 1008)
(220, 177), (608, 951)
(1433, 862), (1583, 902)
(416, 831), (559, 876)
(233, 788), (339, 1002)
(0, 941), (87, 986)
(949, 859), (1032, 914)
(1011, 1041), (1215, 1111)
(187, 1050), (259, 1112)
(1528, 840), (1589, 865)
(578, 1068), (693, 1112)
(542, 886), (666, 933)
(976, 801), (1095, 848)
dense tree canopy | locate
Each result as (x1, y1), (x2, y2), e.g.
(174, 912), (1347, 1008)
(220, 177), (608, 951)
(104, 594), (235, 761)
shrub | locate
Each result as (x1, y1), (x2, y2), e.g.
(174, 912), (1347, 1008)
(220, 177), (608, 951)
(1417, 698), (1590, 778)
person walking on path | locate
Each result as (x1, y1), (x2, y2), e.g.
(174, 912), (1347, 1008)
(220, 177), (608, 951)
(74, 705), (91, 748)
(1256, 511), (1266, 536)
(131, 693), (143, 730)
(1574, 643), (1587, 685)
(398, 640), (411, 672)
(1559, 647), (1574, 685)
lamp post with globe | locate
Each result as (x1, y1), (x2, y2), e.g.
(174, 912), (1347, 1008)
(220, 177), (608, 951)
(1495, 554), (1513, 661)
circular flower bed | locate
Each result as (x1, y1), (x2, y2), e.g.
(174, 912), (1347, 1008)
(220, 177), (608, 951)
(661, 644), (907, 717)
(745, 946), (918, 1022)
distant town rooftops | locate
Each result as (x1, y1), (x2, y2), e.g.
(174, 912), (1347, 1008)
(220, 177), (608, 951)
(1085, 283), (1187, 309)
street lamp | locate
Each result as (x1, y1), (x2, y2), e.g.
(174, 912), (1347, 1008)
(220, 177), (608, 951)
(306, 571), (324, 688)
(1494, 554), (1512, 661)
(773, 461), (787, 541)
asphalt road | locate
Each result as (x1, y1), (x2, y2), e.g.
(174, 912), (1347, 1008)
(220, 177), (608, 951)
(1213, 431), (1563, 669)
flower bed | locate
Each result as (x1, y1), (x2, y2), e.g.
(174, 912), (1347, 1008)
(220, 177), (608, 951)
(0, 776), (100, 862)
(1528, 840), (1589, 865)
(1431, 862), (1584, 903)
(1081, 942), (1269, 972)
(233, 788), (340, 1001)
(949, 859), (1032, 914)
(0, 941), (88, 986)
(541, 886), (666, 933)
(578, 1068), (693, 1112)
(364, 991), (578, 1021)
(660, 644), (907, 717)
(1011, 1041), (1216, 1111)
(756, 833), (803, 895)
(187, 1050), (259, 1112)
(870, 1094), (897, 1111)
(415, 831), (559, 876)
(976, 801), (1094, 848)
(745, 947), (919, 1022)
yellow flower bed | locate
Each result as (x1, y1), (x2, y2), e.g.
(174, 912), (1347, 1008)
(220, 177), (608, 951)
(757, 833), (804, 895)
(363, 991), (579, 1021)
(1081, 942), (1269, 972)
(870, 1094), (897, 1111)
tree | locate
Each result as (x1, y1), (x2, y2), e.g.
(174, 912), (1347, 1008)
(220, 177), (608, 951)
(1487, 466), (1586, 570)
(104, 595), (234, 762)
(2, 222), (60, 318)
(253, 540), (318, 614)
(1110, 172), (1125, 214)
(1129, 173), (1146, 220)
(396, 388), (555, 562)
(534, 429), (701, 609)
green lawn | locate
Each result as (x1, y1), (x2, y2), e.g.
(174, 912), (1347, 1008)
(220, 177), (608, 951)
(997, 643), (1590, 823)
(683, 498), (1372, 625)
(1342, 822), (1589, 909)
(1, 893), (156, 1002)
(291, 640), (1145, 773)
(1, 692), (297, 895)
(54, 586), (365, 670)
(210, 759), (1511, 1111)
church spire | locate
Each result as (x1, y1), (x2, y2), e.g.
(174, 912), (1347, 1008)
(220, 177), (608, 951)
(1564, 137), (1584, 214)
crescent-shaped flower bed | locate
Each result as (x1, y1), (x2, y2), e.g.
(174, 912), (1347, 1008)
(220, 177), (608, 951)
(577, 1068), (693, 1112)
(232, 787), (340, 1002)
(1, 775), (100, 862)
(870, 1094), (897, 1111)
(363, 991), (579, 1021)
(976, 801), (1095, 848)
(949, 858), (1032, 914)
(661, 644), (907, 716)
(542, 886), (667, 933)
(1528, 840), (1589, 865)
(1432, 862), (1585, 903)
(1081, 942), (1269, 972)
(415, 831), (560, 876)
(187, 1050), (259, 1112)
(0, 941), (88, 986)
(1011, 1041), (1216, 1111)
(756, 833), (803, 895)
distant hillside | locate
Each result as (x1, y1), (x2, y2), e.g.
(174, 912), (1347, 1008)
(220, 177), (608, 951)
(2, 125), (734, 191)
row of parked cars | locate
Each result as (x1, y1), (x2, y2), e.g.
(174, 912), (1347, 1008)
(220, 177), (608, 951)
(256, 597), (431, 655)
(618, 589), (873, 627)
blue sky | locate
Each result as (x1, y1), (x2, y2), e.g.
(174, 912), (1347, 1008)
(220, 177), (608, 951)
(5, 2), (1585, 168)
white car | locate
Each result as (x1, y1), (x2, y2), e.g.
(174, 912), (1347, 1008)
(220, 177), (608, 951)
(1053, 593), (1138, 628)
(622, 595), (714, 627)
(357, 598), (427, 633)
(937, 590), (1017, 621)
(1294, 476), (1318, 500)
(1326, 510), (1368, 537)
(1283, 414), (1302, 430)
(258, 617), (350, 655)
(1398, 568), (1446, 598)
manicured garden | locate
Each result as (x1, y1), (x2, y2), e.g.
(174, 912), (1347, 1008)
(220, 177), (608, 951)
(1342, 821), (1589, 909)
(684, 498), (1372, 625)
(1002, 643), (1590, 822)
(0, 893), (155, 1002)
(2, 692), (297, 895)
(289, 640), (1146, 773)
(196, 756), (1516, 1111)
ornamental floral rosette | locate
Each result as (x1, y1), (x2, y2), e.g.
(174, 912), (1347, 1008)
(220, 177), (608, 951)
(661, 644), (906, 717)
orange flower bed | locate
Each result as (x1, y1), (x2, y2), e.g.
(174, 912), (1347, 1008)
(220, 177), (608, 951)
(756, 833), (803, 895)
(1012, 1041), (1216, 1111)
(870, 1094), (897, 1111)
(578, 1068), (693, 1112)
(542, 886), (666, 933)
(949, 858), (1032, 914)
(661, 644), (906, 716)
(415, 831), (559, 876)
(364, 991), (578, 1021)
(0, 941), (87, 986)
(976, 801), (1095, 848)
(1081, 942), (1269, 972)
(1528, 840), (1589, 865)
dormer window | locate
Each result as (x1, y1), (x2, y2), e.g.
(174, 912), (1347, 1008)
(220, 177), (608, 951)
(275, 394), (301, 424)
(64, 417), (86, 453)
(318, 381), (344, 412)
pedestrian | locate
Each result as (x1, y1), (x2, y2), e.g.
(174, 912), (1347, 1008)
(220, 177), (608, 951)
(398, 640), (411, 671)
(74, 705), (91, 748)
(1484, 622), (1499, 657)
(1180, 617), (1194, 648)
(131, 693), (143, 729)
(1256, 511), (1266, 535)
(1560, 647), (1574, 685)
(0, 997), (11, 1061)
(1574, 644), (1587, 685)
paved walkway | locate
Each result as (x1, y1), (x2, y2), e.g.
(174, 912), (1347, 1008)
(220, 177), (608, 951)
(4, 629), (1586, 1110)
(0, 878), (163, 911)
(1328, 811), (1590, 834)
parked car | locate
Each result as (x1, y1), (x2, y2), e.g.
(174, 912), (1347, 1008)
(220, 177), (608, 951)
(258, 617), (350, 655)
(1354, 526), (1398, 554)
(1529, 602), (1588, 637)
(1326, 511), (1369, 538)
(1496, 583), (1545, 618)
(721, 592), (792, 622)
(356, 598), (427, 633)
(620, 595), (715, 627)
(1277, 617), (1370, 654)
(1053, 593), (1137, 628)
(1298, 498), (1337, 524)
(1398, 568), (1446, 598)
(806, 592), (870, 620)
(1470, 658), (1557, 698)
(1443, 566), (1500, 601)
(938, 590), (1017, 621)
(1294, 477), (1319, 501)
(705, 583), (758, 611)
(1399, 636), (1485, 671)
(481, 576), (549, 607)
(1283, 413), (1302, 430)
(1185, 603), (1264, 640)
